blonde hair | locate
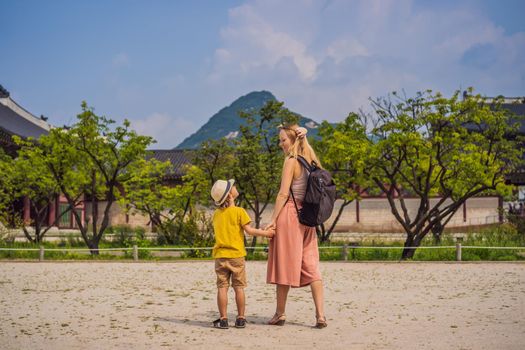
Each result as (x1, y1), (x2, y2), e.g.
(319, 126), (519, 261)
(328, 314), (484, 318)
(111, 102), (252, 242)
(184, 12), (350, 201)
(279, 124), (322, 168)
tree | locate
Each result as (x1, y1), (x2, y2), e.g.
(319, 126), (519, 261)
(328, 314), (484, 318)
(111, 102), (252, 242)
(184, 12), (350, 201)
(0, 150), (21, 229)
(123, 159), (208, 244)
(313, 114), (373, 242)
(9, 136), (72, 243)
(234, 100), (297, 247)
(192, 138), (237, 189)
(191, 101), (296, 248)
(364, 89), (524, 259)
(71, 103), (154, 253)
(36, 102), (153, 254)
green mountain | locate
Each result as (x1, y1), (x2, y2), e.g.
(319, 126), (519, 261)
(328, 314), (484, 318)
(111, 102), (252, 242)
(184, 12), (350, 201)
(175, 90), (321, 149)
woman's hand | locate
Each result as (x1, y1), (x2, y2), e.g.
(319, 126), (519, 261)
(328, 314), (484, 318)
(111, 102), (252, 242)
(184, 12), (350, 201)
(264, 220), (276, 231)
(265, 227), (276, 239)
(295, 127), (307, 139)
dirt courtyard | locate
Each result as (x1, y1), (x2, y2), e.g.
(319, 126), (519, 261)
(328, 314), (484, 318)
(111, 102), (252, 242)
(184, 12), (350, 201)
(0, 261), (523, 349)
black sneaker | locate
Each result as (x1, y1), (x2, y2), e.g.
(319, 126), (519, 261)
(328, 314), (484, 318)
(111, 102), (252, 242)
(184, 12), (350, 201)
(235, 317), (246, 328)
(213, 318), (228, 329)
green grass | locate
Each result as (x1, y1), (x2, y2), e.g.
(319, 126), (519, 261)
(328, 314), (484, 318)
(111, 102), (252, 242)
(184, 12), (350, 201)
(318, 224), (525, 261)
(1, 224), (524, 261)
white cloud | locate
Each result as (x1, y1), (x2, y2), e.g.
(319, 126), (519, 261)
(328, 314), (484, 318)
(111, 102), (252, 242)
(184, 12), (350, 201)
(326, 38), (369, 64)
(129, 113), (196, 149)
(206, 0), (525, 122)
(211, 2), (319, 82)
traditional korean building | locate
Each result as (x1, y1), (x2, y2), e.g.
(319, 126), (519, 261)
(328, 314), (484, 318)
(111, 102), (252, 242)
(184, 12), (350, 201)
(147, 149), (193, 185)
(0, 84), (86, 229)
(499, 97), (525, 200)
(0, 85), (50, 154)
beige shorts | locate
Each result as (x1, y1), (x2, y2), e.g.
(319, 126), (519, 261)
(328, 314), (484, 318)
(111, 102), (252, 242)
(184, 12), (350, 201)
(215, 257), (247, 288)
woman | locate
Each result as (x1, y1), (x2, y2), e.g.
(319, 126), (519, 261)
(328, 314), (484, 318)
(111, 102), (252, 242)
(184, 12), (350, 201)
(265, 124), (327, 328)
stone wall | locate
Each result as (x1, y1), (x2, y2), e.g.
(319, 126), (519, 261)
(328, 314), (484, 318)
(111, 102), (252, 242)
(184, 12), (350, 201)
(84, 202), (152, 230)
(247, 196), (500, 233)
(94, 196), (500, 233)
(12, 196), (501, 243)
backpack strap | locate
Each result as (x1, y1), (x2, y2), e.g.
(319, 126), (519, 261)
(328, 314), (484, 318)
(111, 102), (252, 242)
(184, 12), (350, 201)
(290, 156), (310, 218)
(296, 155), (313, 173)
(290, 187), (300, 217)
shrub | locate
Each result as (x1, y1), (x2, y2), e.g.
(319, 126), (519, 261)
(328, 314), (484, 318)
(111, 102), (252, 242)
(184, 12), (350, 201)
(181, 211), (214, 258)
(105, 224), (147, 247)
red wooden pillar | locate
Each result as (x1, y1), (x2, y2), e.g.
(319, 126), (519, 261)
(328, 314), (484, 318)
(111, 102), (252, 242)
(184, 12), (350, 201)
(23, 196), (31, 225)
(356, 200), (360, 223)
(48, 198), (56, 226)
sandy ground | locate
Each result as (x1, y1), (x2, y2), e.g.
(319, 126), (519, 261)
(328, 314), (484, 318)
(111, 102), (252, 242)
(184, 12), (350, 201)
(0, 261), (523, 350)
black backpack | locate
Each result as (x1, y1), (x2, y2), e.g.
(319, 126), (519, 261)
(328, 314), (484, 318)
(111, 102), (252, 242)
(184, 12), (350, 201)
(290, 156), (336, 227)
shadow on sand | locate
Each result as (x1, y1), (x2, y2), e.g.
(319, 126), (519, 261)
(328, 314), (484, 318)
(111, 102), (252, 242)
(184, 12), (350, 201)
(154, 314), (314, 328)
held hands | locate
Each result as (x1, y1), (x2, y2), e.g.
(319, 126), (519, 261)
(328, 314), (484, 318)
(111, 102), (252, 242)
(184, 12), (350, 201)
(263, 220), (276, 231)
(263, 220), (276, 239)
(265, 226), (276, 238)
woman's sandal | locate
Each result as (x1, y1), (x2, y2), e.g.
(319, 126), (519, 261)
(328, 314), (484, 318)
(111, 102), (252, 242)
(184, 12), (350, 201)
(267, 313), (286, 326)
(315, 316), (327, 329)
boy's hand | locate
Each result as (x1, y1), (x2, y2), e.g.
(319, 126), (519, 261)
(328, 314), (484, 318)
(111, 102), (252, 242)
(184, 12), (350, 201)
(266, 227), (275, 238)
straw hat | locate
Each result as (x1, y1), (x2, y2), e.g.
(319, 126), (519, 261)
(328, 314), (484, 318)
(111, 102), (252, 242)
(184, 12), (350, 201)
(210, 179), (235, 206)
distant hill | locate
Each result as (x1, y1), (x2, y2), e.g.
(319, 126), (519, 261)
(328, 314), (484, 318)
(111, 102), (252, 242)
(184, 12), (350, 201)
(175, 91), (321, 149)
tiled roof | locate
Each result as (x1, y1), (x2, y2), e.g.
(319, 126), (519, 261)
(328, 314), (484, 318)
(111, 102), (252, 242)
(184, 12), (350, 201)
(463, 101), (525, 136)
(501, 103), (525, 135)
(0, 96), (50, 139)
(506, 167), (525, 186)
(147, 149), (195, 179)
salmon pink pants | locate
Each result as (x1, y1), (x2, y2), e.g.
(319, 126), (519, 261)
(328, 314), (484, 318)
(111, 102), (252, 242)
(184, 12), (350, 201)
(267, 200), (322, 287)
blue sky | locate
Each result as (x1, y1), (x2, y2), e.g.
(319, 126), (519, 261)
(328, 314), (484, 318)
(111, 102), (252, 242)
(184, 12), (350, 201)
(1, 0), (524, 148)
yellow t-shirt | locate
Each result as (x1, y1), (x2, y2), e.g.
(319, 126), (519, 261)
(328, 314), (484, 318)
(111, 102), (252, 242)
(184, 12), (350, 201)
(212, 206), (252, 258)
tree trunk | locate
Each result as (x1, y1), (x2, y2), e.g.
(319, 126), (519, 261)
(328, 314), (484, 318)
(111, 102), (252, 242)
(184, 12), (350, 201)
(432, 225), (444, 245)
(153, 215), (175, 245)
(22, 227), (35, 243)
(33, 204), (45, 243)
(88, 240), (100, 256)
(250, 235), (257, 250)
(318, 224), (329, 243)
(173, 193), (193, 244)
(249, 207), (261, 250)
(401, 234), (419, 260)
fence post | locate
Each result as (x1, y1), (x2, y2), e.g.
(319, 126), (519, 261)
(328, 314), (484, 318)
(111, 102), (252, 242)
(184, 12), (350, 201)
(341, 244), (348, 261)
(39, 246), (44, 261)
(133, 245), (138, 261)
(456, 242), (462, 262)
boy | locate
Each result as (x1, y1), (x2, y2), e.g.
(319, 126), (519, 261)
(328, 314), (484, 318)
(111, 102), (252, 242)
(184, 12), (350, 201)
(210, 179), (274, 329)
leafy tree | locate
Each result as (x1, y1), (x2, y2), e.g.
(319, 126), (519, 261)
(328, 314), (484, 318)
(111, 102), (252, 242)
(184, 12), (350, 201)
(364, 89), (524, 259)
(192, 138), (237, 191)
(313, 114), (373, 242)
(0, 150), (21, 228)
(71, 103), (153, 253)
(235, 103), (282, 225)
(234, 101), (297, 247)
(192, 100), (298, 248)
(9, 136), (72, 242)
(123, 159), (209, 244)
(35, 102), (153, 254)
